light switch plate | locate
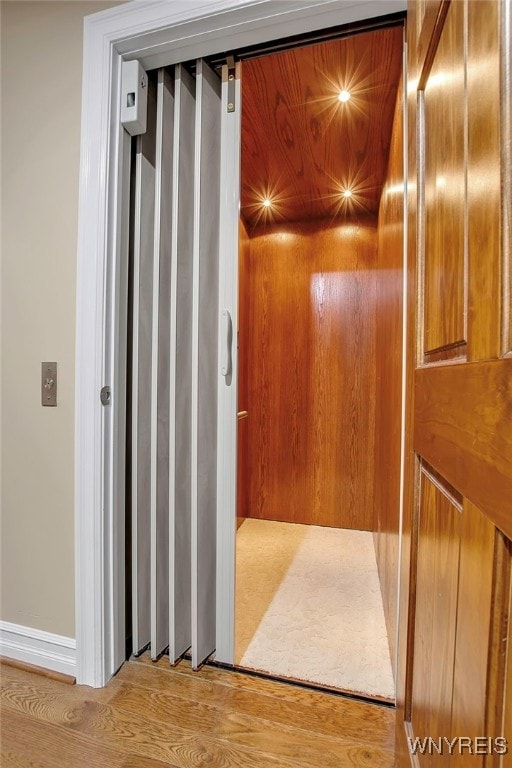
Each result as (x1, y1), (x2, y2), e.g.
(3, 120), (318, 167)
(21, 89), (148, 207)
(41, 362), (57, 406)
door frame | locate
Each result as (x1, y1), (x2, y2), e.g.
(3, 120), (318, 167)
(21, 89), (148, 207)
(75, 0), (407, 687)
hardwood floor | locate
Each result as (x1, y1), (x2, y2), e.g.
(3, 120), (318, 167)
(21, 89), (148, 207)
(1, 655), (396, 767)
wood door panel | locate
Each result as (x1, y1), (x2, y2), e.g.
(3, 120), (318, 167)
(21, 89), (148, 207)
(398, 0), (511, 764)
(450, 501), (495, 768)
(467, 0), (501, 361)
(504, 0), (512, 358)
(411, 467), (461, 761)
(414, 358), (512, 538)
(373, 80), (404, 677)
(244, 219), (377, 530)
(504, 571), (512, 767)
(484, 534), (512, 760)
(422, 0), (466, 360)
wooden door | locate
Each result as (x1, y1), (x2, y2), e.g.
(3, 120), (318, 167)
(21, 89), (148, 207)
(397, 0), (512, 764)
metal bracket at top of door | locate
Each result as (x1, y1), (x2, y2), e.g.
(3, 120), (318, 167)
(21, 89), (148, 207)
(226, 55), (236, 113)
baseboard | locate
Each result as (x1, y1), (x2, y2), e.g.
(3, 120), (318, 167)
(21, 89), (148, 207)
(0, 621), (76, 677)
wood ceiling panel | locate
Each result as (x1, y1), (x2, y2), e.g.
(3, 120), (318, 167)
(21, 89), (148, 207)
(241, 26), (403, 225)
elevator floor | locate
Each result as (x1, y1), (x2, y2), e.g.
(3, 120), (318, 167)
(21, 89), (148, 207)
(235, 519), (394, 701)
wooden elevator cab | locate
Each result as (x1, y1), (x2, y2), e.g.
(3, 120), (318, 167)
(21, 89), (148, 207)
(236, 25), (405, 681)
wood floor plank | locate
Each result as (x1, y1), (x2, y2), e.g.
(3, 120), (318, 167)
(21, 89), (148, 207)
(0, 751), (29, 768)
(1, 663), (119, 706)
(1, 681), (312, 768)
(1, 658), (395, 768)
(0, 708), (127, 768)
(121, 757), (182, 768)
(117, 660), (395, 749)
(135, 654), (395, 718)
(110, 682), (393, 768)
(76, 701), (324, 768)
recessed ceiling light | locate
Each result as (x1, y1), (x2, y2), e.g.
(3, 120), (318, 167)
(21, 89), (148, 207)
(263, 198), (272, 208)
(338, 90), (351, 103)
(342, 189), (353, 198)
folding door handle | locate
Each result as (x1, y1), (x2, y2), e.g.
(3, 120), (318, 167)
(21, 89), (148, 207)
(221, 309), (232, 377)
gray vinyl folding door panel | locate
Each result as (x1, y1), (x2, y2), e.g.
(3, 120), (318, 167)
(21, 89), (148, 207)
(191, 59), (222, 669)
(168, 63), (195, 663)
(130, 60), (221, 665)
(132, 76), (157, 655)
(150, 68), (174, 659)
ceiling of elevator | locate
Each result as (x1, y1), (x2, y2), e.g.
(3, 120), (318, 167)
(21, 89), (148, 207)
(240, 25), (403, 226)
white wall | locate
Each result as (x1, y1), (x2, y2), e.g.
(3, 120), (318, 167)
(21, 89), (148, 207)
(1, 0), (123, 638)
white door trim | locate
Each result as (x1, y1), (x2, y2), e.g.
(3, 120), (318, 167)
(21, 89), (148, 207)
(75, 0), (406, 687)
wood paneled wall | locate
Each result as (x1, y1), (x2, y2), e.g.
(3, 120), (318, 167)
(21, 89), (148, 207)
(239, 219), (378, 530)
(373, 79), (404, 680)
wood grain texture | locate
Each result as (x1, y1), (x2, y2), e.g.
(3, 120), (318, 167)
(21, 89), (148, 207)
(450, 501), (495, 768)
(397, 2), (512, 765)
(484, 534), (512, 757)
(422, 0), (466, 359)
(121, 655), (396, 750)
(411, 468), (461, 763)
(241, 27), (403, 225)
(0, 708), (127, 768)
(373, 76), (404, 678)
(503, 570), (512, 768)
(1, 659), (396, 768)
(139, 651), (384, 714)
(243, 219), (377, 530)
(506, 0), (512, 359)
(109, 683), (386, 768)
(414, 357), (512, 539)
(394, 6), (420, 761)
(415, 1), (445, 75)
(467, 0), (501, 361)
(121, 758), (180, 768)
